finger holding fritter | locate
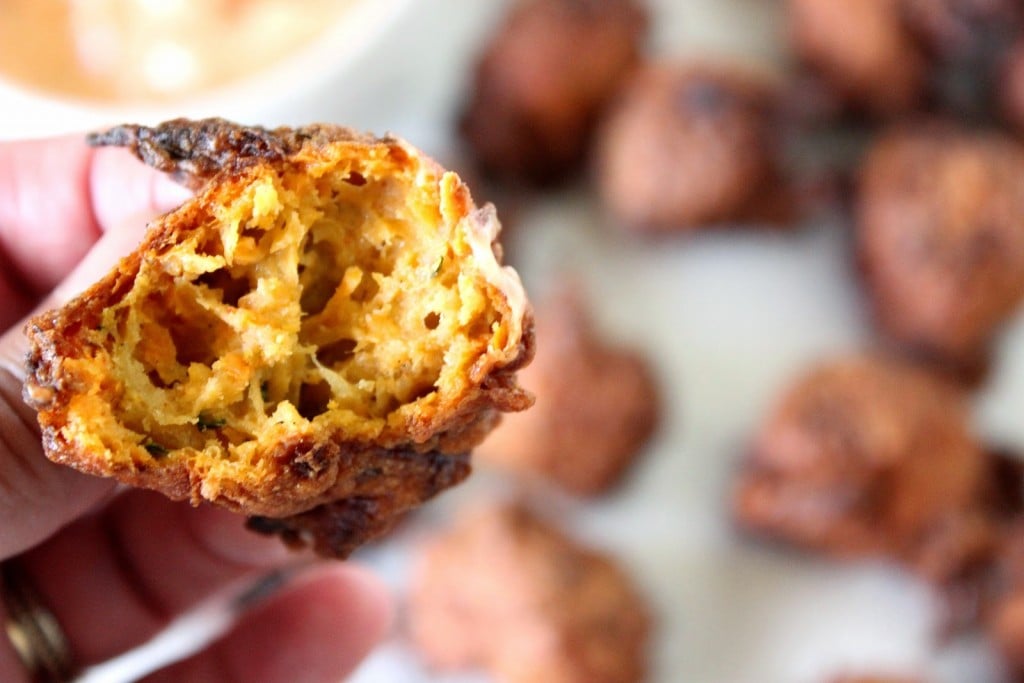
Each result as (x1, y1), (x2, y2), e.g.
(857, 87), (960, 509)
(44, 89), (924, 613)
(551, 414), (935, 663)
(0, 137), (191, 303)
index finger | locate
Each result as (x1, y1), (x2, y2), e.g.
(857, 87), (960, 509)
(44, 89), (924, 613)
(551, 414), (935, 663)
(0, 136), (191, 297)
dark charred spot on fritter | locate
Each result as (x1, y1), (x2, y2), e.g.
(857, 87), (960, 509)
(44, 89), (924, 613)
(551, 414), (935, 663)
(288, 442), (339, 480)
(87, 118), (377, 189)
(247, 450), (470, 558)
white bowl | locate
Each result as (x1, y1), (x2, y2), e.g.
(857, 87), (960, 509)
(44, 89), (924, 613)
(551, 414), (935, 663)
(0, 0), (415, 140)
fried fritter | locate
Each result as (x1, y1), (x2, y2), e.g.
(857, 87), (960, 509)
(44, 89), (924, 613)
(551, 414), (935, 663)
(23, 118), (535, 558)
(787, 0), (1021, 119)
(787, 0), (927, 117)
(478, 286), (659, 496)
(732, 355), (992, 584)
(408, 503), (652, 683)
(595, 62), (794, 232)
(459, 0), (648, 185)
(857, 125), (1024, 376)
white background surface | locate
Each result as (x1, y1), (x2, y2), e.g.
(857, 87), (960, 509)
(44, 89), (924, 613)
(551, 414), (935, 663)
(5, 1), (1024, 681)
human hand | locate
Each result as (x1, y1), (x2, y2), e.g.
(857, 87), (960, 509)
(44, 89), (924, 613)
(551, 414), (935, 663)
(0, 136), (392, 682)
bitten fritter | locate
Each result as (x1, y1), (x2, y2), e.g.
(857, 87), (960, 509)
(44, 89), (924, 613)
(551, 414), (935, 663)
(787, 0), (927, 117)
(732, 355), (992, 584)
(23, 118), (535, 558)
(408, 503), (652, 683)
(478, 287), (659, 496)
(857, 126), (1024, 375)
(459, 0), (648, 185)
(595, 62), (794, 233)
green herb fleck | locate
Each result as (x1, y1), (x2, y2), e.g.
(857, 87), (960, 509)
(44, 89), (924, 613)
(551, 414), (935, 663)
(431, 255), (444, 277)
(196, 413), (227, 431)
(144, 442), (169, 457)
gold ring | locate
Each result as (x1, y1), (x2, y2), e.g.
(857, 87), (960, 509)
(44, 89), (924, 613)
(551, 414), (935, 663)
(0, 559), (76, 683)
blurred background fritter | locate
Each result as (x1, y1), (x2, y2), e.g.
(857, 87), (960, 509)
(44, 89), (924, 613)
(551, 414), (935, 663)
(478, 285), (660, 496)
(7, 0), (1024, 680)
(901, 0), (1020, 56)
(459, 0), (648, 186)
(856, 125), (1024, 377)
(732, 355), (993, 586)
(595, 62), (795, 233)
(407, 503), (652, 683)
(786, 0), (928, 118)
(786, 0), (1022, 121)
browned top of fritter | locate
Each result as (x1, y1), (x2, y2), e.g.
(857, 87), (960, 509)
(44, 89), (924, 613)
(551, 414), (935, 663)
(408, 503), (651, 683)
(24, 118), (534, 557)
(596, 62), (793, 232)
(460, 0), (648, 185)
(857, 125), (1024, 370)
(788, 0), (1021, 118)
(787, 0), (928, 116)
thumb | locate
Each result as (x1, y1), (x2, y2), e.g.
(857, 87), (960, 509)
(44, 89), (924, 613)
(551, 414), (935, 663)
(0, 209), (176, 560)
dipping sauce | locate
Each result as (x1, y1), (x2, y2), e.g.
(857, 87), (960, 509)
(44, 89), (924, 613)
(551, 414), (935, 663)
(0, 0), (355, 102)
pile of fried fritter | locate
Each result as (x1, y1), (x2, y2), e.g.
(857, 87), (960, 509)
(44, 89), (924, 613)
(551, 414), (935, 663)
(401, 1), (1024, 682)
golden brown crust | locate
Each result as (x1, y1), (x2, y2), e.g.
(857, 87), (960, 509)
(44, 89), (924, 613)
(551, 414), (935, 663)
(25, 118), (534, 557)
